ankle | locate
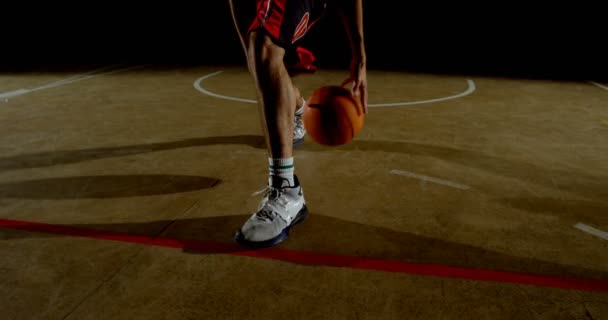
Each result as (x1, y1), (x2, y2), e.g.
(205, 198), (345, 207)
(268, 157), (295, 187)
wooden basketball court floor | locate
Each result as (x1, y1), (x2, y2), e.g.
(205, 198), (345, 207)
(0, 64), (607, 319)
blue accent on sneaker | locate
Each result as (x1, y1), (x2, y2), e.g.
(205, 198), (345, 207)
(234, 205), (308, 248)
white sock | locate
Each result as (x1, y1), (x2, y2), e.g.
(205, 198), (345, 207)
(268, 157), (295, 187)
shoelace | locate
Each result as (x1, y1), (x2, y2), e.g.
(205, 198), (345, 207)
(295, 116), (305, 131)
(255, 187), (289, 221)
(257, 209), (277, 221)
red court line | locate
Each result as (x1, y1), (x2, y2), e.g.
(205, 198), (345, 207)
(1, 217), (607, 292)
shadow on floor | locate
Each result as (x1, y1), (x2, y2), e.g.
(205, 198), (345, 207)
(2, 135), (606, 201)
(0, 175), (220, 199)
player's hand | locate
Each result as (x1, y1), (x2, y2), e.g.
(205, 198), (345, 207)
(342, 60), (368, 114)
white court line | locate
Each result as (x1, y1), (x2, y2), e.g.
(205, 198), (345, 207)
(193, 70), (476, 107)
(389, 169), (471, 190)
(0, 65), (118, 99)
(30, 64), (120, 91)
(369, 80), (476, 107)
(574, 223), (608, 240)
(0, 89), (29, 99)
(589, 81), (608, 91)
(194, 71), (258, 104)
(0, 65), (147, 100)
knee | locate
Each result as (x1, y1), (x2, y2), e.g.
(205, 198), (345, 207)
(247, 32), (285, 70)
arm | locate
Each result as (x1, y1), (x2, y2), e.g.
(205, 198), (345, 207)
(336, 0), (368, 112)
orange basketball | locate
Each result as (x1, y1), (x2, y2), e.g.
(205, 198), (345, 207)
(302, 86), (364, 146)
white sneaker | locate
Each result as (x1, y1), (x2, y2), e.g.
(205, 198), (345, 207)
(293, 98), (307, 147)
(235, 175), (308, 247)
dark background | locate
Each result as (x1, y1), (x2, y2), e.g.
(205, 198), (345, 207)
(2, 1), (606, 80)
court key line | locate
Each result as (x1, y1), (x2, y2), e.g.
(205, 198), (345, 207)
(1, 217), (607, 292)
(194, 70), (476, 107)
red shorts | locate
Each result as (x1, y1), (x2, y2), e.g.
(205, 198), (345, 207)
(248, 0), (327, 74)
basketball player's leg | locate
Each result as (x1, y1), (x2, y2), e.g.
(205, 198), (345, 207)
(229, 0), (306, 146)
(247, 31), (295, 158)
(234, 33), (308, 247)
(233, 1), (308, 247)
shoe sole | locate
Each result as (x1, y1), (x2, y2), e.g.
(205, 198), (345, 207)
(234, 204), (308, 249)
(293, 138), (305, 147)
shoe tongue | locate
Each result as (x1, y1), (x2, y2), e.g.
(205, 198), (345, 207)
(269, 175), (292, 189)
